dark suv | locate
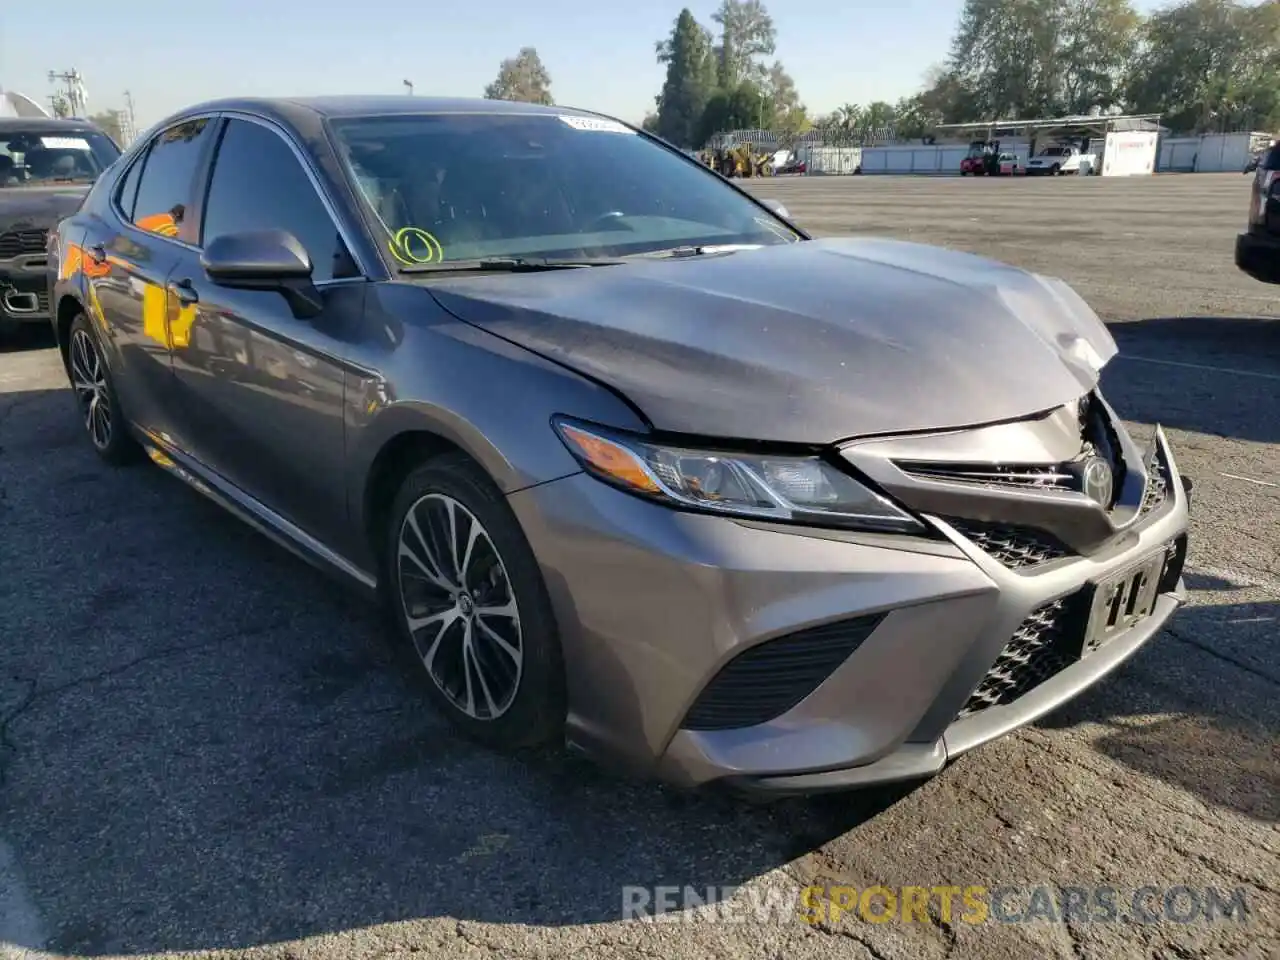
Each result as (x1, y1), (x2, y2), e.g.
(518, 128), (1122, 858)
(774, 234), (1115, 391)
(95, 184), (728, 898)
(1236, 140), (1280, 284)
(0, 117), (121, 336)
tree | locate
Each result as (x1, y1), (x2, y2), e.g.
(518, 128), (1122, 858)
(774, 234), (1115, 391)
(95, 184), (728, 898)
(948, 0), (1062, 119)
(696, 81), (774, 145)
(1125, 0), (1280, 133)
(89, 110), (125, 146)
(483, 47), (553, 105)
(641, 112), (661, 135)
(711, 0), (777, 88)
(655, 9), (719, 147)
(1056, 0), (1140, 115)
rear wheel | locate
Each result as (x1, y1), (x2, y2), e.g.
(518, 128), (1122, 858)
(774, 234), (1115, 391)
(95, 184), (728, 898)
(383, 453), (566, 750)
(67, 312), (141, 465)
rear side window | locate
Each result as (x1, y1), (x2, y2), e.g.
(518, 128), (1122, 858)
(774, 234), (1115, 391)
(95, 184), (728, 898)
(115, 147), (148, 220)
(131, 118), (215, 240)
(200, 118), (355, 283)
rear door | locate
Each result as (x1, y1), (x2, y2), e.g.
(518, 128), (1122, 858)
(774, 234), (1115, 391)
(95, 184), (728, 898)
(165, 114), (366, 547)
(82, 117), (218, 439)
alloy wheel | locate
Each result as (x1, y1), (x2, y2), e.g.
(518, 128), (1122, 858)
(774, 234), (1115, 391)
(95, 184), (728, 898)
(396, 493), (524, 721)
(69, 328), (112, 450)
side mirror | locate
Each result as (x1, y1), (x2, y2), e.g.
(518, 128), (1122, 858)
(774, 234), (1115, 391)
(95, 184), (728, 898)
(201, 229), (322, 319)
(759, 198), (790, 219)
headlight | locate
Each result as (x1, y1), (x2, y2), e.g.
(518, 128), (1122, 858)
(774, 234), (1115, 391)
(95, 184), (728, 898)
(553, 418), (925, 534)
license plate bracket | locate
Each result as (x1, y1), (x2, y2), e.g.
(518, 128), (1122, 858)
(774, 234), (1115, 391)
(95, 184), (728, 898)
(1083, 548), (1168, 655)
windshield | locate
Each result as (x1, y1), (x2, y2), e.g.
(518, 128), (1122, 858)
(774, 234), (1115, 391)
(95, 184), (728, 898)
(329, 113), (801, 265)
(1038, 147), (1069, 157)
(0, 128), (121, 186)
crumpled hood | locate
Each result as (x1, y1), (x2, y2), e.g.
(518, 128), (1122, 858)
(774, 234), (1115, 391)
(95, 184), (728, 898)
(0, 185), (90, 236)
(427, 237), (1117, 444)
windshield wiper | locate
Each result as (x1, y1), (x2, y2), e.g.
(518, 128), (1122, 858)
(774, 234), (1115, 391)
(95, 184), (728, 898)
(636, 243), (766, 260)
(398, 256), (625, 274)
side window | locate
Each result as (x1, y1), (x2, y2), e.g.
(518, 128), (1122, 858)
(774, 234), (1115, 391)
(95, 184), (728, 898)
(200, 118), (355, 283)
(131, 118), (215, 239)
(115, 146), (148, 221)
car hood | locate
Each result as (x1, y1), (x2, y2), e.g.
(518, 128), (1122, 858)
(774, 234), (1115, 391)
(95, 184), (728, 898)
(426, 237), (1117, 444)
(0, 184), (90, 235)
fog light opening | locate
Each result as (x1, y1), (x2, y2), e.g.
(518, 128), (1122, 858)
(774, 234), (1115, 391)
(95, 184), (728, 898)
(2, 289), (40, 314)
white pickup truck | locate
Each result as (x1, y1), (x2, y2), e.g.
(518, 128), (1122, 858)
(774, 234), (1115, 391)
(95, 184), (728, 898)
(1025, 144), (1096, 176)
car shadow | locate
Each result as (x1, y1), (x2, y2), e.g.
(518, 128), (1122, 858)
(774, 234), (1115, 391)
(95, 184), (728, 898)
(0, 324), (57, 354)
(1035, 578), (1279, 824)
(1103, 315), (1279, 445)
(0, 365), (1273, 954)
(0, 386), (918, 954)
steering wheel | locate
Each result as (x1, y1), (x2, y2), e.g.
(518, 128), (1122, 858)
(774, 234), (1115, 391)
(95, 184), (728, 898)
(585, 210), (631, 232)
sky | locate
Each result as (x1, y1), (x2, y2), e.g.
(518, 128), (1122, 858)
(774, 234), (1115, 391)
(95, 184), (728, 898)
(1, 0), (1174, 130)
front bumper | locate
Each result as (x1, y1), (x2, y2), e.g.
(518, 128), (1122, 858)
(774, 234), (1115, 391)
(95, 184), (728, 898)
(508, 423), (1190, 794)
(1235, 230), (1280, 284)
(0, 251), (52, 324)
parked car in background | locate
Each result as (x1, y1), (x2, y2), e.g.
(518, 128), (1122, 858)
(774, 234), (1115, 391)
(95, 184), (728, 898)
(0, 116), (120, 338)
(1236, 140), (1280, 283)
(49, 95), (1190, 796)
(997, 152), (1022, 176)
(1025, 144), (1095, 176)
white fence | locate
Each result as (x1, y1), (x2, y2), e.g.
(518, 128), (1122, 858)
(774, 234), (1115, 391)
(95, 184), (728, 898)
(1156, 132), (1267, 173)
(795, 145), (862, 175)
(789, 130), (1270, 176)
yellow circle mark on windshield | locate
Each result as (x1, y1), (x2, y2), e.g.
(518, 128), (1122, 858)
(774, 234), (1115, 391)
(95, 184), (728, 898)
(389, 227), (444, 265)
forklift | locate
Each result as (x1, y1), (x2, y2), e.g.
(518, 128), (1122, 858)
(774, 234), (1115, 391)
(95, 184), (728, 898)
(959, 139), (1001, 176)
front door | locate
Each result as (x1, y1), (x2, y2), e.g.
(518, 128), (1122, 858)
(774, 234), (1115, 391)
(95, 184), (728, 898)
(167, 115), (366, 548)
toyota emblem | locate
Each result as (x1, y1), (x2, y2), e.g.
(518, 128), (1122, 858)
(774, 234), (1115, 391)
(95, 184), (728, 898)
(1080, 456), (1114, 506)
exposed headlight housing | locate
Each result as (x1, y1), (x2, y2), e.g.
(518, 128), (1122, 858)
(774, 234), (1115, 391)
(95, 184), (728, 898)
(553, 418), (925, 534)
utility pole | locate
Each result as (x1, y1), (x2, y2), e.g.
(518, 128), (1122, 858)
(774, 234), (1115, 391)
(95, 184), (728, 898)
(47, 69), (88, 117)
(121, 90), (138, 145)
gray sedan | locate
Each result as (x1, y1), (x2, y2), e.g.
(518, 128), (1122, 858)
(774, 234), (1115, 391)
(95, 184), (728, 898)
(48, 96), (1191, 795)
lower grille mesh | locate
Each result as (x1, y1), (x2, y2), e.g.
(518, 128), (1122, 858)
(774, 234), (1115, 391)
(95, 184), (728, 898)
(681, 614), (884, 731)
(957, 594), (1085, 718)
(946, 518), (1074, 569)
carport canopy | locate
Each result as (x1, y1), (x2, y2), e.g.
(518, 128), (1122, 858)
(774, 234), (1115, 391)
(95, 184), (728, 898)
(935, 113), (1164, 142)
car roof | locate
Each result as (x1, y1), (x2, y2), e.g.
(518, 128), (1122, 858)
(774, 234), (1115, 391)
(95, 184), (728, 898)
(0, 117), (102, 134)
(174, 95), (595, 120)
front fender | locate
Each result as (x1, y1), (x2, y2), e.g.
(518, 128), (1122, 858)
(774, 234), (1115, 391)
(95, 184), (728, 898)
(342, 286), (648, 566)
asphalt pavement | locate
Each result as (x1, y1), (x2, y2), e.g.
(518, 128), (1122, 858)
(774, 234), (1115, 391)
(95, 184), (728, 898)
(1, 172), (1276, 960)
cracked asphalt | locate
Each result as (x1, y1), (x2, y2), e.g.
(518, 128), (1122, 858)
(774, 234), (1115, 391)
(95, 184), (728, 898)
(1, 172), (1277, 960)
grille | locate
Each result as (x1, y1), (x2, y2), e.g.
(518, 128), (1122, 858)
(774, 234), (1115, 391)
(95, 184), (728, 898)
(680, 614), (884, 731)
(1139, 445), (1170, 516)
(945, 518), (1074, 569)
(897, 461), (1076, 492)
(957, 594), (1086, 718)
(0, 229), (48, 259)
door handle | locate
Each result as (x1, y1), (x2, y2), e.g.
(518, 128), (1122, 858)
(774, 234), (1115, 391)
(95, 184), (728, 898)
(172, 278), (199, 306)
(87, 244), (107, 264)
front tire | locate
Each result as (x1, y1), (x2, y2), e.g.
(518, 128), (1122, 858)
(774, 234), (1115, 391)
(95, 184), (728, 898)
(67, 312), (141, 465)
(383, 453), (566, 750)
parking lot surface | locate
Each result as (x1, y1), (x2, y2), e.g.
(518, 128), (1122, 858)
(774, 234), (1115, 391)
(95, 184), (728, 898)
(1, 173), (1276, 960)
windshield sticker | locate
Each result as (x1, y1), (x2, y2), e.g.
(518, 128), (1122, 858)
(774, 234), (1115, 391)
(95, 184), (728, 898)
(558, 116), (635, 135)
(389, 227), (444, 265)
(40, 136), (91, 150)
